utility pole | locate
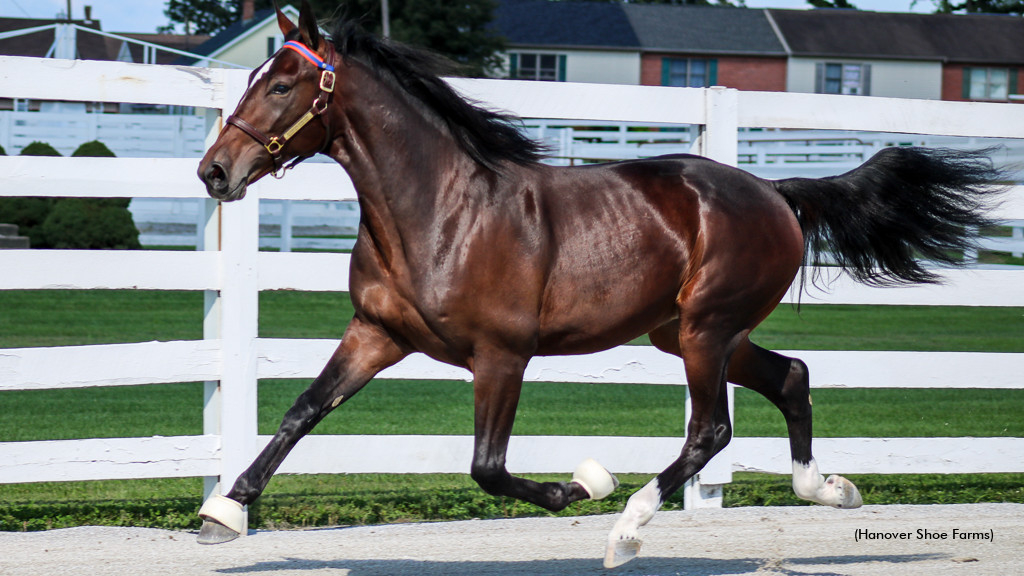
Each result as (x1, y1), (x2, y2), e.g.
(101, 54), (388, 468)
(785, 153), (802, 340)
(66, 0), (72, 21)
(381, 0), (390, 38)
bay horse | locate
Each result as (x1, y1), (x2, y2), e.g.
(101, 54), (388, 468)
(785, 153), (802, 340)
(196, 2), (1003, 568)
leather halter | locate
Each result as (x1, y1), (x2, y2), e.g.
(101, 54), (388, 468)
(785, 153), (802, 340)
(226, 40), (337, 178)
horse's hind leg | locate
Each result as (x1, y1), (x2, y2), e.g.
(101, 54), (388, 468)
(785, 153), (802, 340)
(197, 317), (406, 543)
(727, 337), (862, 509)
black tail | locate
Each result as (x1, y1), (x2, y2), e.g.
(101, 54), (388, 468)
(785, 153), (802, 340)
(774, 146), (1007, 287)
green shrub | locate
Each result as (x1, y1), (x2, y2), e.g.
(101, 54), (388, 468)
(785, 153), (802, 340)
(41, 198), (141, 249)
(71, 140), (116, 158)
(38, 140), (140, 249)
(0, 142), (62, 246)
(18, 141), (61, 156)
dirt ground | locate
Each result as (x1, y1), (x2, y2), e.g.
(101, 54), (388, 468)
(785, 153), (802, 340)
(1, 503), (1021, 576)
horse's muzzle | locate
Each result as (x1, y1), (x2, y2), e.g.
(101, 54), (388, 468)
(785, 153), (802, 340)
(199, 159), (247, 201)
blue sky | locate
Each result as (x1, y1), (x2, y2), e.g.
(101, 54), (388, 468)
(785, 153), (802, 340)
(0, 0), (938, 34)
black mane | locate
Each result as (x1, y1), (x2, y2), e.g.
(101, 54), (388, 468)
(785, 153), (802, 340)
(330, 21), (547, 172)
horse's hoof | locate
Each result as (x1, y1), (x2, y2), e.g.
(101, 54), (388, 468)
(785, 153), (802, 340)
(197, 494), (245, 543)
(825, 474), (863, 509)
(604, 538), (642, 569)
(197, 519), (241, 545)
(572, 458), (619, 500)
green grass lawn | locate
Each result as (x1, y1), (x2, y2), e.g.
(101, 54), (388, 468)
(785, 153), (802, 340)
(0, 289), (1022, 531)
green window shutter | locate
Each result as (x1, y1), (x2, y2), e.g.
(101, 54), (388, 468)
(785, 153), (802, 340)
(708, 59), (718, 86)
(962, 67), (972, 99)
(557, 54), (567, 82)
(661, 58), (671, 86)
(509, 53), (518, 79)
(1010, 68), (1019, 95)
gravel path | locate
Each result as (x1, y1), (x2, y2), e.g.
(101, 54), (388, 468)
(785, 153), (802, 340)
(1, 504), (1021, 575)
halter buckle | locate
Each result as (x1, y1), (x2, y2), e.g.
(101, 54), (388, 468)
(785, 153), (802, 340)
(320, 70), (336, 93)
(265, 137), (284, 156)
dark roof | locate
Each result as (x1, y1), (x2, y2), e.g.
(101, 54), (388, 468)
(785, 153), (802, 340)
(0, 17), (111, 60)
(769, 9), (1024, 64)
(493, 0), (639, 49)
(624, 3), (785, 55)
(492, 1), (784, 55)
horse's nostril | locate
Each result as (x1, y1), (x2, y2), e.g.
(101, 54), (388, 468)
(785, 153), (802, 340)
(206, 162), (227, 185)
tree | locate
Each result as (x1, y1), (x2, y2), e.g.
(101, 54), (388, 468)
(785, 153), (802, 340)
(913, 0), (1024, 14)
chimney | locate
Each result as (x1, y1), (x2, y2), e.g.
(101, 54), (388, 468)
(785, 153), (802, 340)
(84, 5), (93, 23)
(242, 0), (255, 24)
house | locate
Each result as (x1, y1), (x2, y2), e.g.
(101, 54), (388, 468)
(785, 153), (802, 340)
(0, 14), (210, 113)
(185, 4), (300, 69)
(494, 1), (1023, 104)
(492, 0), (788, 91)
(767, 9), (1024, 102)
(623, 4), (788, 92)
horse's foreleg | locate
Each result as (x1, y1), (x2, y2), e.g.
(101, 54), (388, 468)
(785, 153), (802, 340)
(468, 350), (616, 512)
(197, 318), (406, 543)
(727, 339), (862, 509)
(605, 337), (733, 568)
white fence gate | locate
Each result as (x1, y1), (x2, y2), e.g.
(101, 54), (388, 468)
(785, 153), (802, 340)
(1, 55), (1023, 517)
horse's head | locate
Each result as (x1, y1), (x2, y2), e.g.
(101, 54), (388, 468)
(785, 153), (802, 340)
(199, 0), (335, 201)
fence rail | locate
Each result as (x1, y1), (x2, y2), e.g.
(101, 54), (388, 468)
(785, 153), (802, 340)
(1, 55), (1022, 514)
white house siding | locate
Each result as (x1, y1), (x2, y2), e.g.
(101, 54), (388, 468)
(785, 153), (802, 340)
(564, 50), (640, 85)
(497, 50), (640, 85)
(787, 57), (942, 100)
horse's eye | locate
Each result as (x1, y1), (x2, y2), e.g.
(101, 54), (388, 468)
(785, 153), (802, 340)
(271, 84), (290, 95)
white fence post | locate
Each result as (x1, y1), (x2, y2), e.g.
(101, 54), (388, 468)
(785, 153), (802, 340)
(215, 193), (260, 532)
(682, 86), (740, 509)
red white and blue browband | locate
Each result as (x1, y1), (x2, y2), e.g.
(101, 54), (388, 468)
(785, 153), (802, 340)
(282, 40), (335, 72)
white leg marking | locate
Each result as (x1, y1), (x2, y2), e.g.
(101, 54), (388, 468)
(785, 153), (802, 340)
(792, 459), (863, 509)
(604, 480), (662, 568)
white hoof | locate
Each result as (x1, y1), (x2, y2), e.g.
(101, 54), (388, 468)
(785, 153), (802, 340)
(823, 474), (863, 509)
(604, 537), (642, 569)
(198, 494), (246, 534)
(571, 458), (619, 500)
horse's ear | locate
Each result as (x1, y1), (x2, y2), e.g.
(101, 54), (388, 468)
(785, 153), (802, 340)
(298, 0), (322, 50)
(275, 1), (295, 36)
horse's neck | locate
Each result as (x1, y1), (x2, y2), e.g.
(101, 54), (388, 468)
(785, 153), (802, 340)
(325, 71), (470, 254)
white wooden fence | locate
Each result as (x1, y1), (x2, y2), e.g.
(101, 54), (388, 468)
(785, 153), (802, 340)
(1, 55), (1023, 513)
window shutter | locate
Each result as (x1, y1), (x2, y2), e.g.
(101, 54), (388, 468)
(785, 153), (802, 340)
(1010, 68), (1019, 95)
(815, 62), (824, 93)
(267, 37), (276, 57)
(509, 53), (518, 79)
(861, 63), (871, 96)
(962, 67), (972, 99)
(557, 54), (567, 82)
(708, 59), (718, 86)
(661, 58), (671, 86)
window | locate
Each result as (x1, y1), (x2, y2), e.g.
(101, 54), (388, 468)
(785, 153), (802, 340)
(661, 58), (717, 88)
(267, 35), (284, 57)
(509, 53), (566, 82)
(963, 67), (1018, 100)
(816, 62), (871, 95)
